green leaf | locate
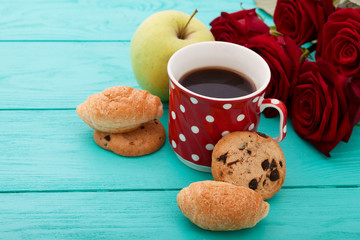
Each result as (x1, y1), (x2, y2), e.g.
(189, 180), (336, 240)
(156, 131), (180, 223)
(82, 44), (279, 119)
(269, 26), (283, 36)
(255, 0), (277, 16)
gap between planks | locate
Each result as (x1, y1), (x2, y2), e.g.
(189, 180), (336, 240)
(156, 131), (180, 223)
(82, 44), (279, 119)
(0, 185), (359, 194)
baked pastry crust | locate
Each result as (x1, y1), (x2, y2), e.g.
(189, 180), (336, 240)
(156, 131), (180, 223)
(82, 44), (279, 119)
(212, 131), (286, 200)
(177, 180), (269, 231)
(76, 86), (163, 133)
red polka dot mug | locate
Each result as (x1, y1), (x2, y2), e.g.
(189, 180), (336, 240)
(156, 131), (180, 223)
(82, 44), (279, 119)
(167, 41), (287, 172)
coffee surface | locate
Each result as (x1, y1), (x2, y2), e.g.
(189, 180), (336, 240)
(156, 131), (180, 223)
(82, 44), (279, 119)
(179, 67), (256, 98)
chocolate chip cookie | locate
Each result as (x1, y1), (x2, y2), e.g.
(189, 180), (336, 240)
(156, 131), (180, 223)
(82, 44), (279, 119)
(93, 119), (166, 157)
(211, 131), (286, 200)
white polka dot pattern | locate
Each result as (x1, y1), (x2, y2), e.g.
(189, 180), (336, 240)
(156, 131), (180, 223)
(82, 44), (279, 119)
(271, 99), (280, 104)
(168, 83), (290, 169)
(223, 104), (232, 109)
(179, 134), (186, 142)
(191, 154), (199, 161)
(258, 94), (264, 107)
(205, 115), (214, 122)
(191, 126), (199, 134)
(205, 144), (214, 150)
(180, 105), (185, 113)
(222, 131), (230, 136)
(190, 97), (198, 104)
(237, 114), (245, 122)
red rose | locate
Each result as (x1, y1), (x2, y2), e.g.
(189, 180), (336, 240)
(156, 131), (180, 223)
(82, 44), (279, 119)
(346, 75), (360, 133)
(273, 0), (335, 45)
(291, 59), (360, 156)
(316, 8), (360, 77)
(245, 34), (302, 117)
(210, 9), (270, 45)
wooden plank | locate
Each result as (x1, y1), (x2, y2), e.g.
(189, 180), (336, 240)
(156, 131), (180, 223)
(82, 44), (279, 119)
(1, 110), (359, 191)
(0, 0), (273, 40)
(0, 188), (359, 239)
(0, 110), (210, 191)
(0, 42), (135, 109)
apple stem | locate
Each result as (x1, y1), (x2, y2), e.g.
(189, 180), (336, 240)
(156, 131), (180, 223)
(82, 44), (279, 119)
(179, 9), (198, 39)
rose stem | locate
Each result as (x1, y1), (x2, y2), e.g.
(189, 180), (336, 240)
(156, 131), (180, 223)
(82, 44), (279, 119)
(179, 9), (198, 39)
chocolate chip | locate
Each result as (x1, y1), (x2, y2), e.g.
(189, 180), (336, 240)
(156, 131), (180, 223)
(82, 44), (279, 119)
(154, 119), (158, 124)
(247, 149), (252, 155)
(104, 143), (107, 147)
(141, 126), (145, 129)
(256, 132), (268, 138)
(249, 179), (258, 190)
(261, 159), (269, 170)
(270, 169), (280, 181)
(227, 160), (239, 167)
(216, 152), (228, 164)
(279, 161), (283, 167)
(239, 142), (248, 150)
(270, 159), (277, 170)
(104, 135), (111, 141)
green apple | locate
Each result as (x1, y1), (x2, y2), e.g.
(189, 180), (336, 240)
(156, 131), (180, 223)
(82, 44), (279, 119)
(130, 10), (214, 101)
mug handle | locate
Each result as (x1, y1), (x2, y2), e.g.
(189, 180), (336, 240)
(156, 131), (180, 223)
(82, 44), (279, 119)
(259, 98), (287, 142)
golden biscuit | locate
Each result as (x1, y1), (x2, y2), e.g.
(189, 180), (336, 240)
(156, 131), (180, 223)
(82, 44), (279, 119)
(93, 119), (166, 157)
(77, 86), (163, 133)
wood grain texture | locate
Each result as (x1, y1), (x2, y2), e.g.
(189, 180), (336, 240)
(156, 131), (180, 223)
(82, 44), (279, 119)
(0, 109), (359, 191)
(0, 188), (359, 239)
(0, 0), (273, 40)
(0, 0), (359, 238)
(0, 42), (134, 109)
(0, 110), (210, 191)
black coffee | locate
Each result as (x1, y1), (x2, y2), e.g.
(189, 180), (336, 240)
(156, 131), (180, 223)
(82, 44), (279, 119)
(179, 67), (256, 98)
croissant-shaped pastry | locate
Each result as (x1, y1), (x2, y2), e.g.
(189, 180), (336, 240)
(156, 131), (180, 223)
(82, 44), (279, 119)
(177, 180), (269, 231)
(76, 86), (163, 133)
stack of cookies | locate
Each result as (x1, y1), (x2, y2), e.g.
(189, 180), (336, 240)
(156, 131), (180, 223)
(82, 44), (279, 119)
(76, 86), (166, 157)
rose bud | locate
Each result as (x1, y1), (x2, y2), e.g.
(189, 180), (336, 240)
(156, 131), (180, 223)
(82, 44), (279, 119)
(210, 9), (270, 45)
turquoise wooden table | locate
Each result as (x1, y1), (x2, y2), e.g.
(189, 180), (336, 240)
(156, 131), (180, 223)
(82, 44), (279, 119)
(0, 0), (359, 239)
